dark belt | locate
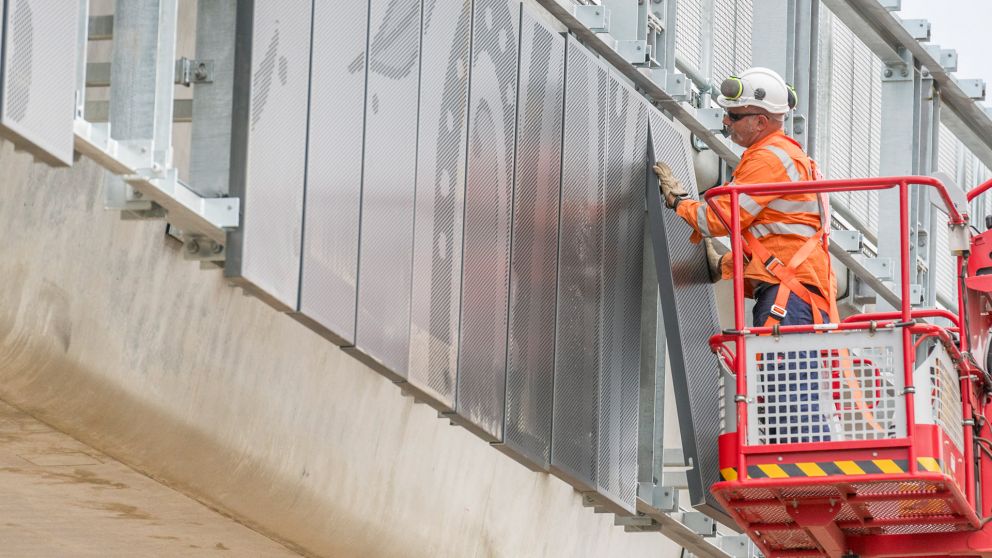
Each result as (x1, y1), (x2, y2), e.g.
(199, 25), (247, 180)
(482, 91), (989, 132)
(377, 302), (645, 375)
(753, 281), (822, 298)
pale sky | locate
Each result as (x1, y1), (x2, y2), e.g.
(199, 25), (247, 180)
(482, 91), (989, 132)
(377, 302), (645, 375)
(897, 0), (992, 105)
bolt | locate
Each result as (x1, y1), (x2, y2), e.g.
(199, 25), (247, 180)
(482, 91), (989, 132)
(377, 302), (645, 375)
(187, 240), (200, 254)
(210, 241), (223, 255)
(901, 69), (909, 77)
(884, 68), (893, 78)
(194, 62), (208, 81)
(132, 190), (143, 198)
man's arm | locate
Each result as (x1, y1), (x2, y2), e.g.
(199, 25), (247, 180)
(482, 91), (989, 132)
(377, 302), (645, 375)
(669, 155), (785, 243)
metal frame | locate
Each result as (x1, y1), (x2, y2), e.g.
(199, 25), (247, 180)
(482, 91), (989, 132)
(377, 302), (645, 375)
(707, 175), (979, 556)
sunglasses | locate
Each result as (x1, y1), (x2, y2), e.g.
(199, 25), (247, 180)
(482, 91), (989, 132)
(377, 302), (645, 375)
(725, 112), (765, 122)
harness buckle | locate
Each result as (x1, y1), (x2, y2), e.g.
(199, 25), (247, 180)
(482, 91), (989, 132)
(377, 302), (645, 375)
(770, 304), (788, 320)
(763, 256), (785, 273)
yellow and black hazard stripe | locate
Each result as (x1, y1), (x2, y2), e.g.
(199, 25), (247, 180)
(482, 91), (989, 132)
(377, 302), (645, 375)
(720, 457), (943, 481)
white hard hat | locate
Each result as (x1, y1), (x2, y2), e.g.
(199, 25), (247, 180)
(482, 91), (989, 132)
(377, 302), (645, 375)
(717, 67), (797, 115)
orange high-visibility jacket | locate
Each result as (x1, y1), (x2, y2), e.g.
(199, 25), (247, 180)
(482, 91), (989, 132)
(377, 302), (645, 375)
(674, 129), (835, 297)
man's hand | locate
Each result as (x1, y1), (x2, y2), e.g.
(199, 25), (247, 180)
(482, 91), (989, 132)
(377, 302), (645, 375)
(704, 239), (725, 283)
(653, 162), (689, 208)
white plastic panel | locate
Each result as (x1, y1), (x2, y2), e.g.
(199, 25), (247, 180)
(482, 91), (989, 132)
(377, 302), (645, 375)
(0, 0), (79, 165)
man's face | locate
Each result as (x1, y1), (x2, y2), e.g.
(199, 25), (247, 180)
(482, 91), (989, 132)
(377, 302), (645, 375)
(723, 109), (767, 147)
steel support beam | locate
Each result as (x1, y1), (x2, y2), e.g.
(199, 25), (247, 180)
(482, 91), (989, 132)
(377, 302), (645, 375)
(189, 0), (237, 198)
(876, 49), (919, 309)
(534, 0), (740, 163)
(822, 0), (992, 170)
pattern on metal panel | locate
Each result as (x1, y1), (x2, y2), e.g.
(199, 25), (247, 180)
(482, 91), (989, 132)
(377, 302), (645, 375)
(354, 0), (421, 375)
(407, 0), (472, 407)
(457, 0), (518, 440)
(503, 11), (564, 468)
(598, 76), (646, 511)
(299, 0), (367, 342)
(552, 39), (605, 489)
(239, 1), (311, 307)
(0, 0), (77, 164)
(647, 112), (723, 514)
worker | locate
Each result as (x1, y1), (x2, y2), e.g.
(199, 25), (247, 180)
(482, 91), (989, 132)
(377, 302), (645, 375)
(654, 66), (836, 328)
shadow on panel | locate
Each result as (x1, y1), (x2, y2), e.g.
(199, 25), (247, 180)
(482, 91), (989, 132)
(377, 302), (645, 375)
(453, 0), (519, 441)
(497, 7), (565, 472)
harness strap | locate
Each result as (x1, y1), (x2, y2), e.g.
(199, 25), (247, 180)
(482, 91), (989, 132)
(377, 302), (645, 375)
(748, 147), (882, 433)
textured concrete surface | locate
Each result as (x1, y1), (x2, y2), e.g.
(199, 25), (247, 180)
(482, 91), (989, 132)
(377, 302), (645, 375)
(0, 136), (680, 557)
(0, 400), (299, 557)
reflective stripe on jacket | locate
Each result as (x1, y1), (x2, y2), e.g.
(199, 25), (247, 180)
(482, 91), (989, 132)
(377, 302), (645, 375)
(674, 129), (834, 295)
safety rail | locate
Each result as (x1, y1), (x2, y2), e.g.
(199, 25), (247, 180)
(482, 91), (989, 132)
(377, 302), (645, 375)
(706, 176), (984, 557)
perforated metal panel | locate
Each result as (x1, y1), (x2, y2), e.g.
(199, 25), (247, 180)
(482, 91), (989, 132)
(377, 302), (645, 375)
(552, 38), (607, 493)
(916, 341), (964, 453)
(298, 0), (367, 343)
(455, 0), (519, 440)
(711, 0), (751, 80)
(227, 0), (312, 310)
(351, 0), (422, 375)
(646, 111), (724, 519)
(501, 9), (564, 469)
(675, 0), (702, 72)
(552, 37), (645, 514)
(0, 0), (78, 165)
(598, 76), (647, 509)
(407, 0), (473, 408)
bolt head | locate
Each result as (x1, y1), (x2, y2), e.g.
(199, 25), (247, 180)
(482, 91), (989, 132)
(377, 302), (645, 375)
(884, 69), (894, 78)
(186, 240), (200, 254)
(210, 241), (223, 254)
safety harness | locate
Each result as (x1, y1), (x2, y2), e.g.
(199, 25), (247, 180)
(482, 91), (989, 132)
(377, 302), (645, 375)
(742, 145), (837, 327)
(744, 145), (883, 433)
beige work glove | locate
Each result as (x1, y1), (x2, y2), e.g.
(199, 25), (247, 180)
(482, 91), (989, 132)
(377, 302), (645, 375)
(704, 239), (724, 284)
(652, 162), (689, 208)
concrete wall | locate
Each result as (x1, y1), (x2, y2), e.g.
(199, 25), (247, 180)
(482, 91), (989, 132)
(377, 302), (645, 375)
(0, 138), (679, 556)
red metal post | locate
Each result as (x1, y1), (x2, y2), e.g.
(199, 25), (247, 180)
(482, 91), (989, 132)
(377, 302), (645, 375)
(900, 181), (917, 475)
(730, 191), (747, 479)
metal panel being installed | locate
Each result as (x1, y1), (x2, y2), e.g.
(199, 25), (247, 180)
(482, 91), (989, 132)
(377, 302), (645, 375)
(351, 0), (421, 377)
(407, 0), (473, 408)
(227, 0), (312, 310)
(598, 76), (646, 509)
(454, 0), (519, 441)
(298, 0), (368, 344)
(646, 111), (725, 521)
(552, 35), (608, 502)
(500, 8), (565, 470)
(0, 0), (78, 166)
